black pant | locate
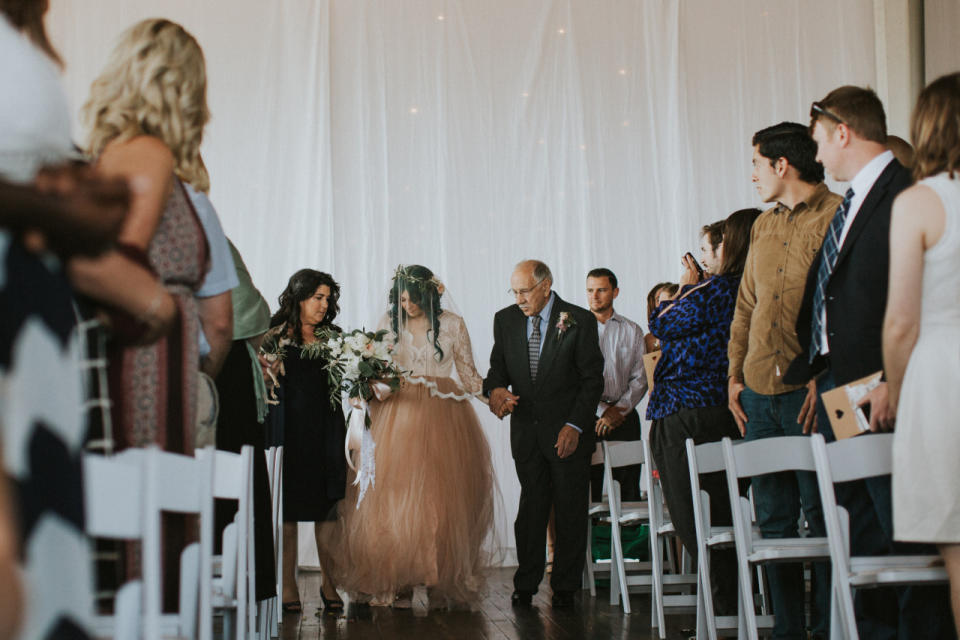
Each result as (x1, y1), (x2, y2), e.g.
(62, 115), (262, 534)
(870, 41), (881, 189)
(514, 450), (591, 593)
(649, 405), (741, 616)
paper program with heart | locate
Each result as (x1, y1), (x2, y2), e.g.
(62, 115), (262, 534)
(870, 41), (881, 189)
(821, 370), (883, 439)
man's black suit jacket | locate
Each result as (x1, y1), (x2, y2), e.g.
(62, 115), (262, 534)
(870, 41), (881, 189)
(483, 294), (604, 462)
(785, 158), (913, 387)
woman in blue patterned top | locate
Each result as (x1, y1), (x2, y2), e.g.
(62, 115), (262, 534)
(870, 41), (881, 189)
(647, 207), (761, 617)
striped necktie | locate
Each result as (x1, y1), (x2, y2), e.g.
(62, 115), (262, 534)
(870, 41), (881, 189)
(809, 187), (855, 361)
(529, 316), (542, 381)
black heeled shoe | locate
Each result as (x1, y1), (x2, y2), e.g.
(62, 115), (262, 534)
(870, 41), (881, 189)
(319, 586), (344, 614)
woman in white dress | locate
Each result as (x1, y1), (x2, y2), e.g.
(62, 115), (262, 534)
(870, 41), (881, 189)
(884, 71), (960, 633)
(326, 265), (495, 608)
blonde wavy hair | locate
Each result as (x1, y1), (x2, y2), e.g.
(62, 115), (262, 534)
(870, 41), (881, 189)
(82, 18), (211, 192)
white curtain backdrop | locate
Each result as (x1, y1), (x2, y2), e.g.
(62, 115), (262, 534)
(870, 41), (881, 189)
(48, 0), (876, 565)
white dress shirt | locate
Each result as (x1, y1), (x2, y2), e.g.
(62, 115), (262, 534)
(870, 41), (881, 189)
(820, 150), (895, 354)
(596, 310), (648, 417)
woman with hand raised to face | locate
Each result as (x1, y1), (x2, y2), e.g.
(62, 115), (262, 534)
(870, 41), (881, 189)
(646, 207), (761, 620)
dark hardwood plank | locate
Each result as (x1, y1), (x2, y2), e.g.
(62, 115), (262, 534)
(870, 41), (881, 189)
(283, 567), (696, 639)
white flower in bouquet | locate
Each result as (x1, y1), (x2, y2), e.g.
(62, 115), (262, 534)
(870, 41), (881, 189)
(343, 353), (362, 379)
(345, 333), (368, 352)
(327, 338), (343, 358)
(373, 340), (392, 360)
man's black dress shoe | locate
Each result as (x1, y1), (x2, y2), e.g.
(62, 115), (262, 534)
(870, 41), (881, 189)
(551, 591), (575, 608)
(510, 590), (533, 607)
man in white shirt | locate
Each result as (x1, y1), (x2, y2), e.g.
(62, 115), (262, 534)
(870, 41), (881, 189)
(785, 85), (952, 639)
(586, 268), (647, 499)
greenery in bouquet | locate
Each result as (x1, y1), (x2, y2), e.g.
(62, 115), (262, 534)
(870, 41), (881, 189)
(301, 326), (405, 415)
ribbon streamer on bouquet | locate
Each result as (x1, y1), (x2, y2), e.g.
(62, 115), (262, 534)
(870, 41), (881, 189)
(344, 399), (376, 507)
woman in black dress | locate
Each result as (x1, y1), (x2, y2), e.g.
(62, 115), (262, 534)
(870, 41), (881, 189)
(262, 269), (346, 614)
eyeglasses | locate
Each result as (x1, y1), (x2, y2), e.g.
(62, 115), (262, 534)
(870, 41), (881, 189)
(810, 101), (847, 126)
(508, 278), (546, 298)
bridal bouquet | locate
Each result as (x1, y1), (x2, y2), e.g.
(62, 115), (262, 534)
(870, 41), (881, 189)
(302, 326), (404, 423)
(303, 327), (403, 505)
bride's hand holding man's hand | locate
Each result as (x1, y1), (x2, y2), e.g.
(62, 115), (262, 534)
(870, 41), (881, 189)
(488, 387), (519, 419)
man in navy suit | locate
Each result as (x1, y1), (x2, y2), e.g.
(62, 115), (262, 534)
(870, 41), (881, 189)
(484, 260), (603, 609)
(786, 85), (953, 639)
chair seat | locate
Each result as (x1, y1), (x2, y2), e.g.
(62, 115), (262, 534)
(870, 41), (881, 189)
(848, 566), (948, 587)
(706, 525), (763, 548)
(595, 509), (651, 524)
(706, 527), (735, 546)
(847, 555), (948, 588)
(588, 501), (608, 516)
(850, 554), (944, 571)
(748, 536), (829, 564)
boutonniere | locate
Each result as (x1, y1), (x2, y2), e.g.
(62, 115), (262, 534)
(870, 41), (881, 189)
(556, 311), (577, 341)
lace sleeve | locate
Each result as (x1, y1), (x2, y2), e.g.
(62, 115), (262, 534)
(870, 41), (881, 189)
(452, 315), (485, 397)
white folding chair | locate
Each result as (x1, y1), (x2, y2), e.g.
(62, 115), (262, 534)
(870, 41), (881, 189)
(584, 443), (615, 593)
(117, 447), (215, 640)
(196, 446), (255, 640)
(83, 453), (143, 640)
(810, 433), (948, 640)
(583, 440), (653, 613)
(722, 436), (830, 640)
(265, 446), (283, 635)
(686, 439), (773, 640)
(642, 438), (697, 637)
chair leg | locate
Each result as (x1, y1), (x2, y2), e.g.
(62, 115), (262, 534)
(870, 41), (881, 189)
(223, 611), (233, 640)
(737, 592), (748, 640)
(609, 518), (630, 613)
(584, 518), (597, 597)
(648, 528), (667, 637)
(695, 572), (707, 640)
(700, 548), (718, 640)
(756, 562), (770, 615)
(269, 598), (279, 638)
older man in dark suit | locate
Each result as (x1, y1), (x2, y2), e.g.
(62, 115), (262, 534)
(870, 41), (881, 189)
(484, 259), (603, 609)
(786, 85), (953, 640)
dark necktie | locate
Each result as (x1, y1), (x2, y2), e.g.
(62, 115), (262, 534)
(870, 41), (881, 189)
(809, 187), (855, 361)
(529, 316), (542, 380)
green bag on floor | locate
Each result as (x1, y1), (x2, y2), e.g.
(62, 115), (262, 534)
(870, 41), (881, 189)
(591, 522), (649, 562)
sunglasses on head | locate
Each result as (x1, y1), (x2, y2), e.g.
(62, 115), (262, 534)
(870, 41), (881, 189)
(810, 101), (847, 126)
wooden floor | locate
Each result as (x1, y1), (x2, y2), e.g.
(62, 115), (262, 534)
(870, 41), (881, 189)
(279, 568), (696, 639)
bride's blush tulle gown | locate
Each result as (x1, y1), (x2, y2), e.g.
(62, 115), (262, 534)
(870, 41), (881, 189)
(325, 311), (495, 605)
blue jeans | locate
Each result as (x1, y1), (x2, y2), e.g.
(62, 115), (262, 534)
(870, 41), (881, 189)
(815, 369), (955, 640)
(740, 385), (828, 640)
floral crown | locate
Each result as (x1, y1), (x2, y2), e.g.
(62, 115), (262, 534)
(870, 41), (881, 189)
(392, 265), (445, 296)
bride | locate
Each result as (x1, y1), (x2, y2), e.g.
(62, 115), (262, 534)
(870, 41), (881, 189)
(326, 265), (495, 608)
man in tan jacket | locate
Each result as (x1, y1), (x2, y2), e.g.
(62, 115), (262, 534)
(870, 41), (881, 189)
(727, 122), (841, 639)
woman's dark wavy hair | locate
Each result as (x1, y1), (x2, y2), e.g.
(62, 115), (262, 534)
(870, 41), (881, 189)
(270, 269), (340, 343)
(390, 264), (444, 361)
(718, 208), (762, 276)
